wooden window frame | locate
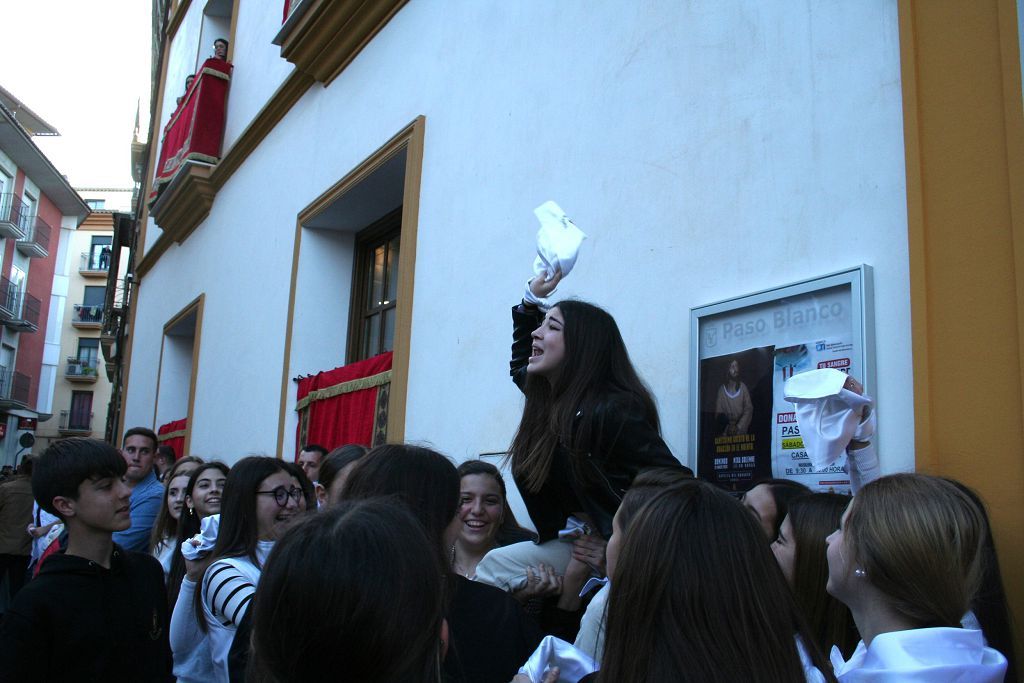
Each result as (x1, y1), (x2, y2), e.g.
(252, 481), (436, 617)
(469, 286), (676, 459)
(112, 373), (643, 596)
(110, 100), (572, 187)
(69, 391), (94, 431)
(347, 208), (402, 364)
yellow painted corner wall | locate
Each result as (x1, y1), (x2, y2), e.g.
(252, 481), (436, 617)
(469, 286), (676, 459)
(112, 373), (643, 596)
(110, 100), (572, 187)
(900, 0), (1024, 667)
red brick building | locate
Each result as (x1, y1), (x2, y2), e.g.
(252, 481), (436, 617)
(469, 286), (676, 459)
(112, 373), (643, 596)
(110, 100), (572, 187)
(0, 87), (89, 465)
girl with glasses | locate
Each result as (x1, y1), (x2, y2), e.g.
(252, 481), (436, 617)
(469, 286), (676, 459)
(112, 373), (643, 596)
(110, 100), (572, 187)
(190, 457), (303, 682)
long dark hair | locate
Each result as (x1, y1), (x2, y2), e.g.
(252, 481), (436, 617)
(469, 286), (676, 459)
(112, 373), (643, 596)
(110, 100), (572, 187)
(345, 445), (459, 547)
(250, 501), (444, 682)
(148, 456), (203, 552)
(598, 479), (836, 682)
(455, 460), (533, 545)
(510, 300), (661, 492)
(318, 444), (368, 499)
(745, 478), (811, 540)
(194, 457), (295, 632)
(344, 444), (460, 604)
(786, 493), (859, 659)
(166, 461), (229, 610)
(279, 460), (316, 510)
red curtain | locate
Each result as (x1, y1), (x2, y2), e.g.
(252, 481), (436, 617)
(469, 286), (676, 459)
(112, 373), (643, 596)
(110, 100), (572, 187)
(157, 418), (188, 459)
(296, 352), (392, 457)
(148, 58), (232, 205)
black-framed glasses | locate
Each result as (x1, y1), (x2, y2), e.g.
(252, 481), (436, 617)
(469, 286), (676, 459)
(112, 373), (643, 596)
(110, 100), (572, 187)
(257, 486), (302, 507)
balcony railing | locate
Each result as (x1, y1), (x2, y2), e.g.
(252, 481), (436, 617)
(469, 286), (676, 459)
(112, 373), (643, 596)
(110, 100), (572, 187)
(65, 356), (100, 382)
(73, 304), (104, 327)
(149, 57), (232, 206)
(16, 214), (50, 258)
(0, 368), (30, 406)
(59, 409), (93, 434)
(0, 194), (28, 240)
(0, 277), (40, 331)
(80, 250), (112, 274)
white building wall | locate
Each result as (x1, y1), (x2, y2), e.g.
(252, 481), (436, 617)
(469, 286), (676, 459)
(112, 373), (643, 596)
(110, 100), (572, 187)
(221, 0), (294, 151)
(35, 218), (76, 418)
(128, 1), (914, 476)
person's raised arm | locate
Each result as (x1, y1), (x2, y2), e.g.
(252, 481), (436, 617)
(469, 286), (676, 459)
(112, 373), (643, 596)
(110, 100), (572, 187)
(842, 375), (880, 494)
(511, 271), (561, 391)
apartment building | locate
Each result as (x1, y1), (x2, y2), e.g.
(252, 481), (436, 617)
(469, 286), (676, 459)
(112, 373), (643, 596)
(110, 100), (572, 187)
(32, 210), (129, 453)
(0, 87), (89, 465)
(125, 0), (1024, 635)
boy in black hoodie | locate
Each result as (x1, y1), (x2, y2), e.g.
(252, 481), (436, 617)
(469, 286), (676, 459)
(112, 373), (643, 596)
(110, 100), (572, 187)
(0, 437), (173, 682)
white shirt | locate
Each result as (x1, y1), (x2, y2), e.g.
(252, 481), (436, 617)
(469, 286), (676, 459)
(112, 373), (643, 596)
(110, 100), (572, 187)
(169, 577), (216, 683)
(831, 627), (1007, 682)
(200, 541), (274, 683)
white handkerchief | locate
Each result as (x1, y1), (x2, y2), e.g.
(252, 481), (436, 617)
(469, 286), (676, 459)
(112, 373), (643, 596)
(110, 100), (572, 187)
(181, 514), (220, 561)
(518, 635), (598, 683)
(532, 201), (587, 284)
(784, 369), (874, 470)
(557, 515), (592, 541)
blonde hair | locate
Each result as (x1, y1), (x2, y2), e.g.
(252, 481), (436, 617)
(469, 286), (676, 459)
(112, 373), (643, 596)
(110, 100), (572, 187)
(846, 473), (985, 627)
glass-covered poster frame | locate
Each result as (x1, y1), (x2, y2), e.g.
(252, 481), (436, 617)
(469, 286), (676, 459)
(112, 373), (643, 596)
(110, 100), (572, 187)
(689, 266), (875, 493)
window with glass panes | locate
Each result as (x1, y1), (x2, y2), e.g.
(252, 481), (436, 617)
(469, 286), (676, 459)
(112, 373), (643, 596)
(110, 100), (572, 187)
(77, 338), (99, 364)
(349, 210), (401, 363)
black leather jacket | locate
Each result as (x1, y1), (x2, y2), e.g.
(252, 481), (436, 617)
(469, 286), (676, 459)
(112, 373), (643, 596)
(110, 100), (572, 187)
(509, 303), (681, 541)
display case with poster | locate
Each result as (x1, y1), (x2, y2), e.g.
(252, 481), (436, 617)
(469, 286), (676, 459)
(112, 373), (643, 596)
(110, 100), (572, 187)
(689, 267), (875, 493)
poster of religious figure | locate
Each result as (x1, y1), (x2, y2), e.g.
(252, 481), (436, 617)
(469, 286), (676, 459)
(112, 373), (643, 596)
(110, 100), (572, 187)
(697, 346), (775, 490)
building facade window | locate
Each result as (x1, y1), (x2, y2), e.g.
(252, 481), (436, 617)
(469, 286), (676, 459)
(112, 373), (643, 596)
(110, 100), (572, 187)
(19, 192), (36, 233)
(69, 391), (93, 431)
(89, 235), (113, 270)
(349, 211), (400, 363)
(77, 338), (100, 364)
(83, 285), (105, 307)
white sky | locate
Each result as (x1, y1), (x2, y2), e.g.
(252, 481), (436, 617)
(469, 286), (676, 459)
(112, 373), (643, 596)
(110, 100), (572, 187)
(0, 0), (152, 190)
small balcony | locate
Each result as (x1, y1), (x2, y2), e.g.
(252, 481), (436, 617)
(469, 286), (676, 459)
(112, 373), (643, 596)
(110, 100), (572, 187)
(0, 368), (30, 409)
(59, 409), (93, 435)
(149, 57), (231, 208)
(16, 215), (50, 258)
(0, 194), (28, 240)
(79, 250), (112, 277)
(0, 279), (39, 332)
(65, 356), (99, 383)
(72, 304), (104, 328)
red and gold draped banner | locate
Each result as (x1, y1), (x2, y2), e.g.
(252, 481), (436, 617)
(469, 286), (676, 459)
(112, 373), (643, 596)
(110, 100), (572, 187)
(157, 418), (188, 459)
(295, 352), (392, 456)
(148, 58), (232, 206)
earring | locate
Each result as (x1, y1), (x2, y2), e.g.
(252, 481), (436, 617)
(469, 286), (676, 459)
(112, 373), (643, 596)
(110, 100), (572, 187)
(854, 568), (866, 577)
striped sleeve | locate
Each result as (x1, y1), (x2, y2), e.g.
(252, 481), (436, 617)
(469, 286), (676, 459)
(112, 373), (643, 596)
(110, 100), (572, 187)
(203, 562), (255, 628)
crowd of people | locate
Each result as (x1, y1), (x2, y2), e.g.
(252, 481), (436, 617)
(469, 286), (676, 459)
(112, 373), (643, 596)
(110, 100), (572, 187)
(0, 270), (1017, 682)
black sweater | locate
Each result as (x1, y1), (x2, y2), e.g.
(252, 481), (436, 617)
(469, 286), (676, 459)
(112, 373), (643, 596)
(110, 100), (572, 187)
(0, 545), (173, 682)
(510, 304), (682, 540)
(444, 576), (543, 683)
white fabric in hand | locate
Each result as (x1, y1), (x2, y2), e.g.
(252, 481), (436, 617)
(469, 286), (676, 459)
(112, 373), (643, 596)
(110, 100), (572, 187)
(784, 369), (874, 470)
(524, 201), (586, 304)
(518, 635), (597, 683)
(181, 513), (219, 560)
